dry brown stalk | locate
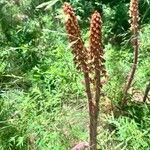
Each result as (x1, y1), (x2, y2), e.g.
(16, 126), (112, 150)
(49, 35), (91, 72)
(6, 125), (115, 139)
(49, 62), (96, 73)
(121, 0), (139, 107)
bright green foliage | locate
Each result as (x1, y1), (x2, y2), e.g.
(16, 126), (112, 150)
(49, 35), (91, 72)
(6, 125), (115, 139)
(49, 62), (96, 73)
(108, 115), (150, 150)
(0, 0), (150, 150)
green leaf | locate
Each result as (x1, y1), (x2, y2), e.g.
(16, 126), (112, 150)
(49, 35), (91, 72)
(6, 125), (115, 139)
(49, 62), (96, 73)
(17, 137), (24, 147)
(36, 0), (59, 10)
(45, 0), (59, 10)
(36, 2), (51, 9)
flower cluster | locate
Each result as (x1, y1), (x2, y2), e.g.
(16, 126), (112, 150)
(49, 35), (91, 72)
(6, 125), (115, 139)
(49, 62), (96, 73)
(63, 3), (107, 81)
(129, 0), (139, 34)
(63, 3), (88, 72)
(63, 3), (107, 150)
(89, 11), (106, 78)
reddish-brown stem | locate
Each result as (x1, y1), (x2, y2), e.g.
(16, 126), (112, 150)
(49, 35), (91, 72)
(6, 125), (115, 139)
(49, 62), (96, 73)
(121, 0), (139, 108)
(93, 69), (101, 150)
(84, 70), (101, 150)
(84, 72), (99, 150)
(121, 34), (139, 107)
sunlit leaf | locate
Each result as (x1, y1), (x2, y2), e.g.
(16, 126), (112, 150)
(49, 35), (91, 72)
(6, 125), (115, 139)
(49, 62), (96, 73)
(36, 0), (59, 10)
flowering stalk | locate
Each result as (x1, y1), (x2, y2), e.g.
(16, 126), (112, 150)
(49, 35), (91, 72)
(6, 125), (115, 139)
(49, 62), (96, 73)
(63, 3), (92, 149)
(63, 3), (106, 150)
(121, 0), (139, 107)
(89, 11), (106, 150)
(63, 2), (88, 72)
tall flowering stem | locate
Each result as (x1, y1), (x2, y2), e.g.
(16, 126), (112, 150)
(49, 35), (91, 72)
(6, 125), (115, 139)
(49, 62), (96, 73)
(89, 11), (106, 150)
(63, 3), (106, 150)
(121, 0), (139, 107)
(63, 3), (92, 149)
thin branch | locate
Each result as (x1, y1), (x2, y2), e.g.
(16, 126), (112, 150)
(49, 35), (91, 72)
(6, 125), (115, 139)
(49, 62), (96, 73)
(143, 81), (150, 102)
(121, 35), (139, 107)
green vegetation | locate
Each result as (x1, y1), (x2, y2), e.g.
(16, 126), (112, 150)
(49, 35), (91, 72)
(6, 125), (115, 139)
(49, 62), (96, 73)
(0, 0), (150, 150)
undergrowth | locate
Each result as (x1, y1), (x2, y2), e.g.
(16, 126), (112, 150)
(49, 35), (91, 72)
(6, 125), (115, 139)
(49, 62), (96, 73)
(0, 0), (150, 150)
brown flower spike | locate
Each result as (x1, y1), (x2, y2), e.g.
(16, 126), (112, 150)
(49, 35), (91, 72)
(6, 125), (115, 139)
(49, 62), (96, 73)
(63, 3), (107, 150)
(88, 11), (106, 150)
(89, 11), (106, 79)
(129, 0), (139, 34)
(122, 0), (139, 107)
(63, 3), (88, 72)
